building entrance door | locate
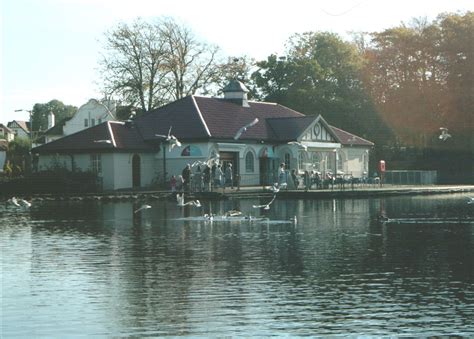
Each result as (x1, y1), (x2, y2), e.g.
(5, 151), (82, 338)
(219, 152), (238, 186)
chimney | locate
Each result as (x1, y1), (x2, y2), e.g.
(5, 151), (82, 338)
(48, 111), (55, 129)
(222, 80), (249, 107)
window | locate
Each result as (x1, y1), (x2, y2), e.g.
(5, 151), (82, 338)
(98, 118), (102, 124)
(84, 119), (88, 127)
(90, 154), (102, 174)
(298, 151), (305, 171)
(91, 119), (96, 126)
(337, 152), (344, 171)
(312, 152), (321, 171)
(245, 152), (254, 172)
(284, 153), (290, 169)
(181, 145), (203, 156)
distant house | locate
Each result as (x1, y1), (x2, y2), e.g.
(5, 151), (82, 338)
(33, 80), (373, 191)
(7, 120), (30, 139)
(0, 139), (8, 172)
(0, 124), (15, 142)
(43, 99), (117, 144)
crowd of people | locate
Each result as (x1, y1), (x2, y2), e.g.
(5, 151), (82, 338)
(170, 162), (374, 193)
(171, 162), (235, 193)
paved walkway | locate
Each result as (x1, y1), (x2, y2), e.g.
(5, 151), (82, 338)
(203, 184), (474, 199)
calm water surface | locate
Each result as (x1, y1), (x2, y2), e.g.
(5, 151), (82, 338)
(1, 193), (473, 337)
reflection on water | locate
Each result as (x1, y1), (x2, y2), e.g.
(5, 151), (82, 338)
(1, 194), (473, 336)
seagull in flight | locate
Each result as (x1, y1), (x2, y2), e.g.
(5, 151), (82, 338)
(252, 195), (277, 210)
(270, 183), (281, 193)
(467, 197), (474, 204)
(176, 193), (201, 207)
(439, 127), (451, 141)
(94, 139), (112, 144)
(225, 209), (242, 217)
(156, 126), (182, 151)
(287, 141), (308, 151)
(234, 118), (259, 140)
(134, 204), (152, 213)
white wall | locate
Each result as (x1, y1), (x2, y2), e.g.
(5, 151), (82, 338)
(340, 147), (369, 178)
(63, 99), (115, 136)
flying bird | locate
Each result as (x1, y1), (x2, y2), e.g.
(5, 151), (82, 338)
(134, 204), (152, 213)
(156, 126), (182, 151)
(94, 139), (112, 144)
(439, 127), (451, 141)
(467, 197), (474, 204)
(270, 183), (281, 193)
(287, 141), (308, 151)
(234, 118), (259, 140)
(252, 195), (277, 210)
(176, 193), (201, 207)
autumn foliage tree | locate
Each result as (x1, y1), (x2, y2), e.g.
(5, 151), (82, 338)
(360, 12), (473, 150)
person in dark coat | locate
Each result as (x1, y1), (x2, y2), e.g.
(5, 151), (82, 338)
(182, 164), (192, 192)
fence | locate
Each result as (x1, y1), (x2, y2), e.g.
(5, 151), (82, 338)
(384, 170), (437, 185)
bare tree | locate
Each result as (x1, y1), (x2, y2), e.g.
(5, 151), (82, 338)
(99, 17), (220, 112)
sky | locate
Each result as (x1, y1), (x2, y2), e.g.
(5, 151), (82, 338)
(1, 0), (472, 124)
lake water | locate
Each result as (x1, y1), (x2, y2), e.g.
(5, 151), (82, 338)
(1, 193), (473, 337)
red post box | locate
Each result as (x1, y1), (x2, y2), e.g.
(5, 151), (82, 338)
(379, 160), (386, 173)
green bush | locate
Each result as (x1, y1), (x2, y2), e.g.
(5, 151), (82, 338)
(0, 168), (100, 195)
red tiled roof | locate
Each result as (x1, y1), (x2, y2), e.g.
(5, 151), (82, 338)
(32, 121), (156, 154)
(135, 96), (209, 141)
(135, 96), (305, 141)
(330, 125), (374, 146)
(33, 94), (374, 153)
(266, 116), (316, 141)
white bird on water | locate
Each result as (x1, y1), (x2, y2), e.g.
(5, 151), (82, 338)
(234, 118), (259, 140)
(176, 193), (201, 207)
(287, 141), (308, 151)
(134, 204), (152, 213)
(439, 127), (451, 141)
(7, 197), (31, 209)
(467, 197), (474, 204)
(252, 195), (277, 210)
(156, 126), (182, 151)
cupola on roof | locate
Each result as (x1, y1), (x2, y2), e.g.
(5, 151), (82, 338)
(222, 80), (249, 107)
(222, 80), (249, 93)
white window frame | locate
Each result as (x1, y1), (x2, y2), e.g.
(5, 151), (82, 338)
(90, 154), (102, 174)
(245, 151), (254, 173)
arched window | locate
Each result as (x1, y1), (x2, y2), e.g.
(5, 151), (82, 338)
(181, 145), (202, 156)
(245, 152), (254, 172)
(284, 153), (291, 169)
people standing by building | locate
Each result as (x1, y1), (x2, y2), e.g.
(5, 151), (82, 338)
(214, 164), (223, 189)
(182, 164), (191, 192)
(303, 170), (311, 192)
(291, 169), (299, 189)
(278, 163), (287, 187)
(203, 165), (211, 191)
(194, 165), (203, 192)
(224, 163), (233, 189)
(170, 175), (177, 192)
